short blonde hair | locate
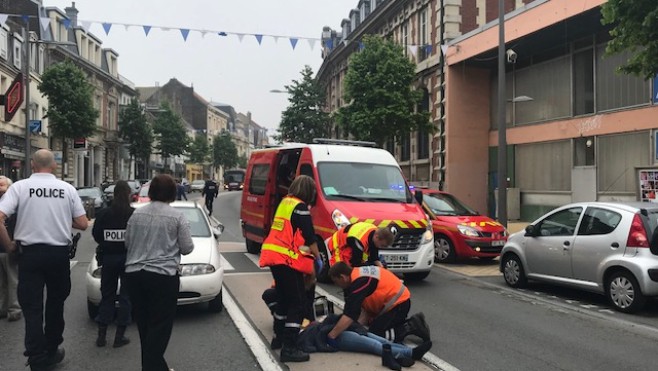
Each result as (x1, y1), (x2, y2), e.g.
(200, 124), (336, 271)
(0, 176), (13, 187)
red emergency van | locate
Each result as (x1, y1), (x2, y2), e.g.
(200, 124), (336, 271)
(240, 139), (434, 281)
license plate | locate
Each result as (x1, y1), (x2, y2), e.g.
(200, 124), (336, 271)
(384, 254), (408, 263)
(491, 240), (506, 246)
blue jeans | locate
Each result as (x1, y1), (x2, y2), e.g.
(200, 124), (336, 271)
(336, 331), (412, 359)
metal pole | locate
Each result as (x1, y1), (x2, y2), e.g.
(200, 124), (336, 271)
(497, 0), (507, 227)
(23, 22), (31, 178)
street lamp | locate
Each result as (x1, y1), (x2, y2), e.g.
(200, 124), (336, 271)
(22, 19), (77, 178)
(508, 95), (533, 127)
(496, 0), (508, 227)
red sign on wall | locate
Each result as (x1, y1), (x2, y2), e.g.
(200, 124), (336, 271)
(3, 73), (24, 122)
(73, 138), (87, 150)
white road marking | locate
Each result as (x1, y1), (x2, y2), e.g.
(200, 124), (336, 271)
(314, 286), (461, 371)
(70, 261), (77, 269)
(244, 252), (268, 269)
(222, 285), (283, 371)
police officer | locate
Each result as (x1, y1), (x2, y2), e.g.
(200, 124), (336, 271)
(91, 180), (133, 348)
(202, 178), (218, 215)
(0, 149), (88, 371)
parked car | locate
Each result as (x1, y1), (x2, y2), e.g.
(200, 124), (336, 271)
(418, 188), (507, 263)
(190, 179), (205, 193)
(76, 186), (107, 212)
(136, 182), (150, 203)
(126, 180), (141, 201)
(86, 201), (225, 318)
(500, 202), (658, 313)
(103, 184), (115, 205)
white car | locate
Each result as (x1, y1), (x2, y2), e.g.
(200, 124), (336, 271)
(86, 201), (225, 319)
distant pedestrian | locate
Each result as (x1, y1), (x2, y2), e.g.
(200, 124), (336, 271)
(202, 179), (218, 215)
(0, 149), (88, 371)
(0, 175), (20, 322)
(124, 174), (194, 371)
(92, 180), (134, 348)
(175, 178), (187, 201)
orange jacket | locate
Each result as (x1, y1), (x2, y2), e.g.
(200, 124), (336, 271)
(352, 266), (410, 316)
(328, 222), (377, 266)
(259, 196), (314, 274)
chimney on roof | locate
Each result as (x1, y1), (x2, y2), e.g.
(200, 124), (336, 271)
(65, 2), (78, 28)
(247, 111), (252, 123)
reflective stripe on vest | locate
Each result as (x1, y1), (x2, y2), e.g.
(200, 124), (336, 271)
(353, 266), (410, 316)
(379, 284), (406, 315)
(331, 222), (376, 265)
(261, 243), (299, 259)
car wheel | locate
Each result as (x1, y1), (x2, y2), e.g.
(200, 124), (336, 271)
(87, 300), (99, 320)
(208, 289), (223, 313)
(404, 271), (430, 281)
(434, 234), (456, 263)
(606, 270), (646, 313)
(502, 254), (527, 288)
(246, 239), (261, 254)
(316, 242), (332, 284)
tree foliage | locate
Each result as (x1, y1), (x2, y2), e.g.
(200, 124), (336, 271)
(38, 59), (98, 140)
(602, 0), (658, 79)
(275, 65), (330, 143)
(152, 102), (189, 162)
(212, 131), (238, 170)
(119, 98), (153, 166)
(237, 154), (248, 169)
(337, 35), (432, 146)
(189, 134), (210, 164)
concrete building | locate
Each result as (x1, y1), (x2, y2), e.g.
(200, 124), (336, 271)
(445, 0), (658, 221)
(317, 0), (656, 222)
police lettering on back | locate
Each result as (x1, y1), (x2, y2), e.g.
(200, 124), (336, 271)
(29, 187), (65, 198)
(104, 229), (126, 242)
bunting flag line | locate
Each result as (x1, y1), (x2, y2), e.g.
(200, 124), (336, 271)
(440, 44), (449, 56)
(236, 33), (244, 43)
(39, 16), (50, 31)
(307, 39), (316, 50)
(408, 45), (417, 57)
(289, 38), (298, 50)
(102, 22), (112, 35)
(180, 28), (190, 41)
(62, 18), (71, 29)
(0, 14), (8, 27)
(143, 25), (151, 36)
(255, 34), (263, 45)
(80, 20), (92, 32)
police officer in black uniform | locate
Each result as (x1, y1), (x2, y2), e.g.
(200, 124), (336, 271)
(202, 179), (219, 215)
(0, 149), (88, 371)
(92, 180), (133, 348)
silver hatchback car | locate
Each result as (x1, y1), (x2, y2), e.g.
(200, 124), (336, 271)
(500, 202), (658, 313)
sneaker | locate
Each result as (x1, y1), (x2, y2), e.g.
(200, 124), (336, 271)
(409, 313), (431, 342)
(27, 353), (55, 371)
(8, 312), (22, 322)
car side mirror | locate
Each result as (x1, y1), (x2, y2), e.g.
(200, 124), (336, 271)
(524, 225), (536, 237)
(414, 190), (423, 205)
(212, 223), (225, 239)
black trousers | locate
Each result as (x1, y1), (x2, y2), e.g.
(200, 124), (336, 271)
(96, 253), (131, 326)
(125, 270), (179, 371)
(17, 245), (71, 357)
(270, 265), (307, 344)
(205, 196), (215, 214)
(368, 299), (411, 338)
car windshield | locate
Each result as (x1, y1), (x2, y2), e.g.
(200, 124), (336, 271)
(224, 171), (245, 183)
(424, 192), (478, 216)
(139, 185), (149, 196)
(317, 162), (412, 203)
(178, 207), (211, 237)
(127, 181), (139, 189)
(78, 188), (101, 197)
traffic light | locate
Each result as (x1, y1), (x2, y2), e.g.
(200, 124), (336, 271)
(2, 73), (24, 122)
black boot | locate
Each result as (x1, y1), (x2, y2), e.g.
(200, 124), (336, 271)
(271, 318), (284, 350)
(96, 325), (107, 347)
(412, 341), (433, 360)
(113, 326), (130, 348)
(27, 352), (54, 371)
(397, 312), (431, 342)
(381, 344), (401, 371)
(395, 355), (415, 367)
(279, 328), (309, 363)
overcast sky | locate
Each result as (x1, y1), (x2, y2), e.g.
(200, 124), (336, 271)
(42, 0), (357, 136)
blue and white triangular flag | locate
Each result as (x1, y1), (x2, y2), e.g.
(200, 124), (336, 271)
(236, 33), (244, 43)
(143, 25), (151, 36)
(102, 22), (112, 35)
(0, 14), (9, 27)
(255, 34), (263, 45)
(62, 18), (71, 29)
(307, 39), (316, 50)
(325, 39), (333, 50)
(218, 31), (228, 37)
(289, 38), (298, 50)
(180, 29), (190, 41)
(440, 44), (448, 56)
(80, 20), (92, 32)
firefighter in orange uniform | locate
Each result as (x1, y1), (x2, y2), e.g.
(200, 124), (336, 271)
(259, 175), (321, 363)
(327, 222), (395, 268)
(327, 262), (431, 345)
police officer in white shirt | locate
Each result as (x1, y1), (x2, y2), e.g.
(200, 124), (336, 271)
(0, 149), (88, 371)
